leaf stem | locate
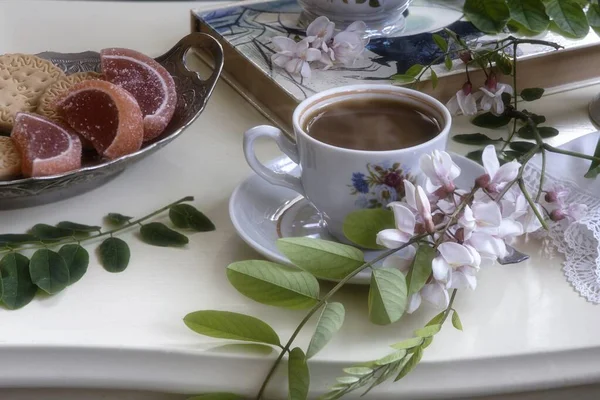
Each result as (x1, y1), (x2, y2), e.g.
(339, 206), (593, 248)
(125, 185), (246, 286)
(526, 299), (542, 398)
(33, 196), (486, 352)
(254, 234), (427, 400)
(536, 149), (546, 202)
(543, 143), (600, 163)
(440, 289), (458, 324)
(0, 196), (194, 254)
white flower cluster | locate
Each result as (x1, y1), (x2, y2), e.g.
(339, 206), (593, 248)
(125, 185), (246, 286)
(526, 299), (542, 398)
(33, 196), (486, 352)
(271, 16), (369, 79)
(446, 74), (513, 116)
(375, 145), (586, 314)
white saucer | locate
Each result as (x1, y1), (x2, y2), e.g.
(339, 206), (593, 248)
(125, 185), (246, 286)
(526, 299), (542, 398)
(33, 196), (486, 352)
(229, 153), (484, 285)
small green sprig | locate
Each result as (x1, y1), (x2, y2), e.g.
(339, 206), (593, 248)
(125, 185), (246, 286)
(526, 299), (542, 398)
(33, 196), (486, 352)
(0, 196), (215, 310)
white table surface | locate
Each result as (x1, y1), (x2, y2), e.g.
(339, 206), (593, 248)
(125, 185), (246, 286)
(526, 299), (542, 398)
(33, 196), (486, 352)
(2, 1), (600, 399)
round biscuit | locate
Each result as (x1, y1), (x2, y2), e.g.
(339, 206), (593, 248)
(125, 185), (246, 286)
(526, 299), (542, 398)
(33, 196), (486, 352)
(0, 136), (22, 180)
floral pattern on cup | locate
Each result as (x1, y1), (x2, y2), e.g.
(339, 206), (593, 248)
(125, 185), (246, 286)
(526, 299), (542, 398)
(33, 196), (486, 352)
(350, 161), (416, 209)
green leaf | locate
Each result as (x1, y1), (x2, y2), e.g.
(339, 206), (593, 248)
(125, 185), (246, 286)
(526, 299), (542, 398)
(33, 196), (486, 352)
(520, 87), (545, 101)
(406, 245), (435, 296)
(421, 336), (434, 349)
(226, 260), (319, 309)
(544, 0), (589, 38)
(306, 302), (345, 359)
(277, 238), (364, 280)
(392, 74), (416, 84)
(415, 324), (442, 337)
(509, 141), (538, 153)
(343, 209), (395, 250)
(405, 64), (424, 77)
(183, 310), (281, 346)
(426, 311), (445, 326)
(585, 135), (600, 178)
(501, 91), (513, 106)
(463, 0), (511, 33)
(140, 222), (189, 247)
(394, 347), (423, 381)
(368, 268), (408, 325)
(98, 237), (130, 273)
(390, 336), (424, 350)
(289, 347), (310, 400)
(471, 112), (512, 128)
(507, 0), (550, 32)
(444, 55), (453, 70)
(502, 150), (522, 161)
(0, 234), (38, 246)
(29, 249), (69, 294)
(188, 394), (243, 400)
(336, 376), (359, 384)
(169, 204), (215, 232)
(430, 69), (438, 89)
(432, 33), (448, 52)
(466, 149), (484, 164)
(56, 221), (101, 233)
(375, 349), (407, 366)
(343, 367), (373, 376)
(30, 224), (73, 240)
(588, 4), (600, 34)
(452, 310), (464, 331)
(0, 253), (36, 310)
(452, 133), (500, 145)
(530, 113), (547, 124)
(105, 213), (133, 226)
(59, 244), (89, 284)
(493, 52), (513, 75)
(517, 125), (559, 139)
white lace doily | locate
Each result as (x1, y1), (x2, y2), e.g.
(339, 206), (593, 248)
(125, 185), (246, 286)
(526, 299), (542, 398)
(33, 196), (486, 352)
(523, 133), (600, 304)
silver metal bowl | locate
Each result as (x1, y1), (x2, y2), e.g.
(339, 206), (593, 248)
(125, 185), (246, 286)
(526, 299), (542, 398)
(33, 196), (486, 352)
(0, 33), (224, 209)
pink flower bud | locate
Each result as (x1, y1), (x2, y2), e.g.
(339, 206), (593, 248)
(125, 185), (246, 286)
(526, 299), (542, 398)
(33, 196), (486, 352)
(475, 174), (491, 189)
(425, 219), (435, 234)
(485, 73), (498, 92)
(550, 209), (565, 222)
(545, 191), (557, 203)
(459, 51), (472, 64)
(462, 81), (473, 96)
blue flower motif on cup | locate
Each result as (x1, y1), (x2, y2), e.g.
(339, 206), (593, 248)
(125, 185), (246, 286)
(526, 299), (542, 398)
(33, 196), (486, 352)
(348, 161), (416, 209)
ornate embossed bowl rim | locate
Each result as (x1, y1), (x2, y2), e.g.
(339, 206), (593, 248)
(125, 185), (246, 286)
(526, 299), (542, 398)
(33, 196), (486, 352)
(0, 33), (223, 209)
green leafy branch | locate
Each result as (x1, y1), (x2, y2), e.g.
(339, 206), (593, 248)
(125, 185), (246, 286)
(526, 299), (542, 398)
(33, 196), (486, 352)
(463, 0), (600, 39)
(321, 290), (462, 400)
(0, 196), (214, 310)
(183, 187), (486, 400)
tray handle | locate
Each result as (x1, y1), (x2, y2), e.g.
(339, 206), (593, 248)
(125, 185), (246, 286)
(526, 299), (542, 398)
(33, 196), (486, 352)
(155, 32), (224, 119)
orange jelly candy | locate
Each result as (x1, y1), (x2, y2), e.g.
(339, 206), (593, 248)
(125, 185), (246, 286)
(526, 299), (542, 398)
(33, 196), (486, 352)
(54, 79), (144, 160)
(11, 112), (82, 177)
(101, 48), (177, 142)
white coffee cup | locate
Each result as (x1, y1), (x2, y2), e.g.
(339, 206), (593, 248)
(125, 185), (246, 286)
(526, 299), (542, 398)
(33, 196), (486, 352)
(243, 84), (451, 242)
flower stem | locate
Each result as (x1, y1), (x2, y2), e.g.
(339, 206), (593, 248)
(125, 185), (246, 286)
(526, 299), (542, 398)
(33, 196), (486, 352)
(518, 179), (549, 230)
(0, 196), (194, 254)
(536, 149), (546, 202)
(254, 234), (428, 400)
(441, 289), (458, 324)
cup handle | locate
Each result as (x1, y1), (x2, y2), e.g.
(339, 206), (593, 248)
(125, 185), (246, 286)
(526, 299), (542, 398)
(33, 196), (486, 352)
(243, 125), (305, 196)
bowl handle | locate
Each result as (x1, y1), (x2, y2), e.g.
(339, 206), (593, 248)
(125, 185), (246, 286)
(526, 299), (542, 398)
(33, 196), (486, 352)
(155, 32), (224, 114)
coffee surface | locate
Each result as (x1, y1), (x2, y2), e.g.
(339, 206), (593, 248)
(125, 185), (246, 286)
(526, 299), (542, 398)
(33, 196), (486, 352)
(304, 98), (441, 151)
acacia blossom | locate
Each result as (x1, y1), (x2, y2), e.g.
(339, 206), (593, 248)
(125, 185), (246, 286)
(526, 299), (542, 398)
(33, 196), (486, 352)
(419, 150), (461, 193)
(271, 37), (321, 78)
(272, 17), (369, 78)
(446, 81), (482, 116)
(479, 74), (514, 115)
(481, 145), (520, 193)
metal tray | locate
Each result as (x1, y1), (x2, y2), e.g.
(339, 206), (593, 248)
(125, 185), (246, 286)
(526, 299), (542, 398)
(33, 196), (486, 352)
(0, 32), (224, 209)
